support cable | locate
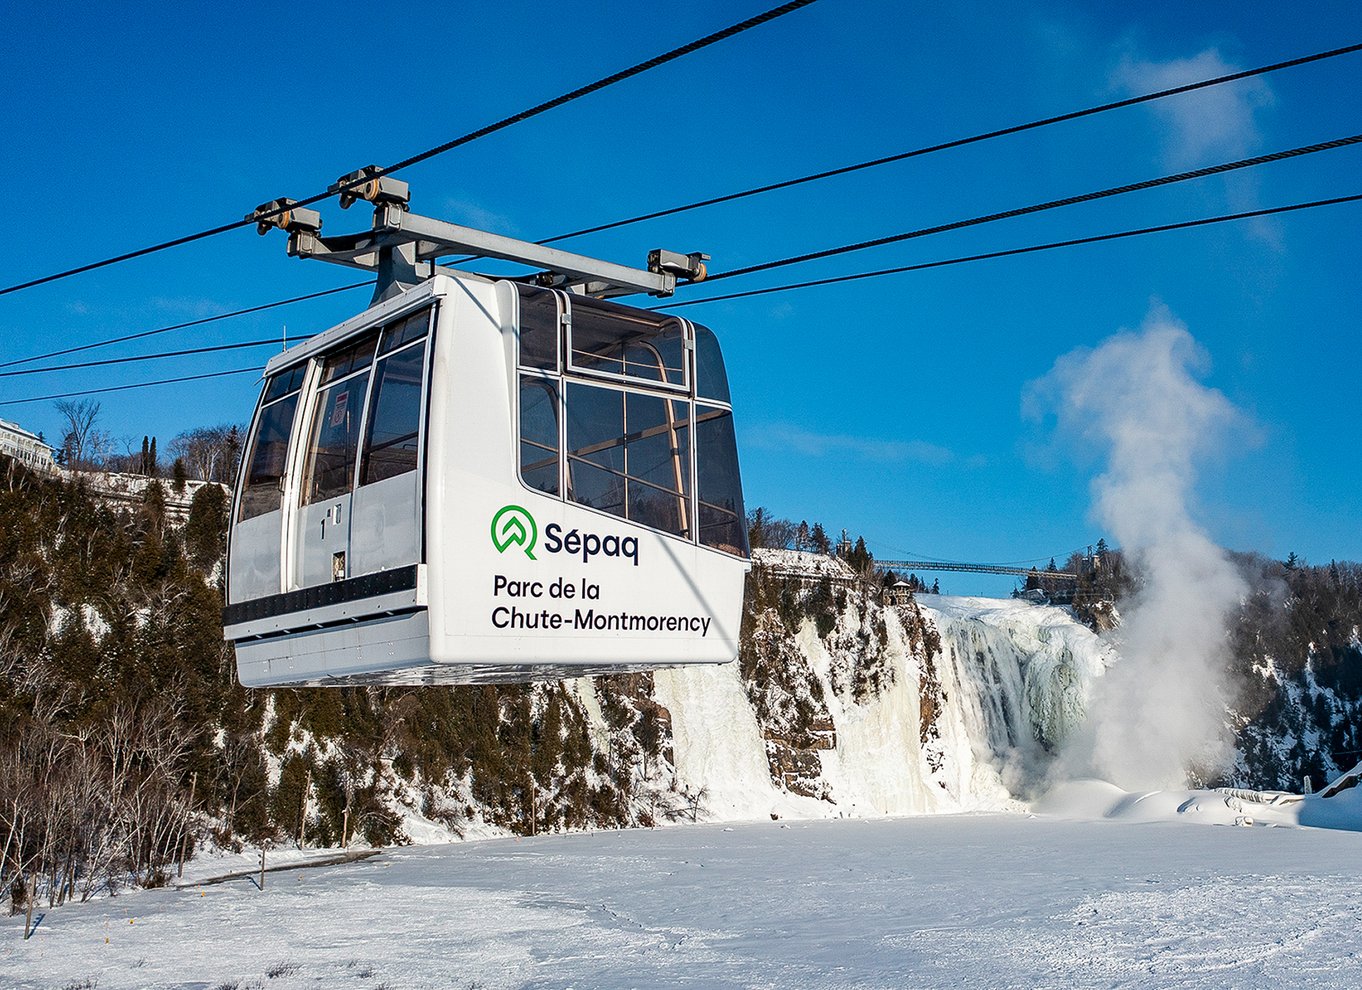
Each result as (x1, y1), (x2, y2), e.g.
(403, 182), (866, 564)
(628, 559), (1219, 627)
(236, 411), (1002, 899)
(0, 1), (819, 298)
(4, 191), (1359, 403)
(538, 41), (1362, 246)
(702, 133), (1362, 284)
(0, 338), (299, 378)
(660, 192), (1362, 309)
(0, 368), (262, 406)
(0, 282), (368, 371)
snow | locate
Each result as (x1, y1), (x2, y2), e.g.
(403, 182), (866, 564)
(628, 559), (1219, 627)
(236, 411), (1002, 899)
(10, 584), (1358, 986)
(6, 810), (1362, 989)
(1034, 779), (1302, 827)
(795, 615), (946, 816)
(653, 661), (811, 821)
(751, 547), (856, 580)
(1300, 786), (1362, 831)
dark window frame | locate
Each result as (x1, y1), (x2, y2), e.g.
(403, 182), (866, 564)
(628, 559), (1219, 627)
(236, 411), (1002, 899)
(564, 295), (690, 394)
(297, 304), (435, 507)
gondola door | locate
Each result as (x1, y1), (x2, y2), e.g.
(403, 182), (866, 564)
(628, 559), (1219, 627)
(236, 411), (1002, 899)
(346, 309), (430, 578)
(290, 334), (377, 589)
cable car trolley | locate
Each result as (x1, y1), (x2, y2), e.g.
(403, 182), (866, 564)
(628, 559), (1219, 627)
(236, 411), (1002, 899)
(224, 172), (749, 686)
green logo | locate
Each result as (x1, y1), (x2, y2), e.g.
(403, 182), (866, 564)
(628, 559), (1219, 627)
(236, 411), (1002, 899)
(491, 505), (537, 560)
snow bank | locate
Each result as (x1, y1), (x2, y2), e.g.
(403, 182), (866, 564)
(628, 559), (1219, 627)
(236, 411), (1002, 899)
(1299, 786), (1362, 831)
(1034, 778), (1362, 832)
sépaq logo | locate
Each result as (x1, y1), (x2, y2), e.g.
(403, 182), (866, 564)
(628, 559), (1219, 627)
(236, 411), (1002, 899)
(490, 505), (639, 566)
(490, 505), (537, 559)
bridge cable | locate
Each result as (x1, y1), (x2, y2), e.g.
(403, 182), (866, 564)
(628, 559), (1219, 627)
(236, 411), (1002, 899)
(0, 0), (820, 298)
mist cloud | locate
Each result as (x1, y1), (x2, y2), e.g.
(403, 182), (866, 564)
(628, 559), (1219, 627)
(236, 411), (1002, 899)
(1029, 307), (1249, 789)
(1112, 46), (1278, 246)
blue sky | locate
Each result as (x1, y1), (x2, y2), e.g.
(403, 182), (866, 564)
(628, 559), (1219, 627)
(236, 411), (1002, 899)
(3, 1), (1359, 594)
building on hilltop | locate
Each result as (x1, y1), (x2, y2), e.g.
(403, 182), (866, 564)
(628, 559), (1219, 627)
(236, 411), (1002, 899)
(883, 577), (915, 607)
(0, 418), (56, 473)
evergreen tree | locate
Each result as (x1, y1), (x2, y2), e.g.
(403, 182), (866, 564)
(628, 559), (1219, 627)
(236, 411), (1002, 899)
(810, 522), (830, 555)
(186, 484), (227, 570)
(747, 507), (768, 549)
(846, 536), (873, 574)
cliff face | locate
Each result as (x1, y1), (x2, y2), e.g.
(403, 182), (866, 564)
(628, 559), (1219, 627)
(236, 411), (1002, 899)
(623, 551), (1359, 827)
(640, 551), (1113, 824)
(1226, 555), (1362, 792)
(4, 457), (1357, 872)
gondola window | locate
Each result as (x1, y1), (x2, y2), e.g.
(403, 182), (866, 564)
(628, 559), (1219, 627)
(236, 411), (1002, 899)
(301, 338), (375, 504)
(360, 337), (427, 485)
(515, 287), (744, 549)
(238, 366), (305, 521)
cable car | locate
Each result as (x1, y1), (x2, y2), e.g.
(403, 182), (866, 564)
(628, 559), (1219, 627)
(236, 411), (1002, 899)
(223, 178), (749, 686)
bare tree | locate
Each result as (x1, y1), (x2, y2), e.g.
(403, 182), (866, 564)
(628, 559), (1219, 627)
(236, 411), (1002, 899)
(661, 784), (709, 824)
(169, 424), (244, 484)
(53, 399), (110, 470)
(0, 694), (198, 912)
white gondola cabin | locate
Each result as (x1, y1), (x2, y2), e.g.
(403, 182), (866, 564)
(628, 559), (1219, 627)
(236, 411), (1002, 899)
(225, 251), (749, 685)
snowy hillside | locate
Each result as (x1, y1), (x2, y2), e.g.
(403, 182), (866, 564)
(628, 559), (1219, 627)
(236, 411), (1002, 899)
(6, 451), (1359, 930)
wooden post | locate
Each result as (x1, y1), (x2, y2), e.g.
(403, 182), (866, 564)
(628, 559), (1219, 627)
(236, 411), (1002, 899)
(530, 777), (537, 837)
(178, 772), (197, 879)
(23, 874), (36, 939)
(297, 770), (311, 850)
(259, 846), (266, 892)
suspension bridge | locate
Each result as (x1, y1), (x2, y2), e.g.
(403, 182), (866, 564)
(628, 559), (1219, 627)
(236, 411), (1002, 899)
(877, 559), (1081, 582)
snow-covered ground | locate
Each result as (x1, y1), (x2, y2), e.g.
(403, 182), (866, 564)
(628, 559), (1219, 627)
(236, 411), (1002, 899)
(6, 799), (1361, 990)
(6, 585), (1356, 987)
